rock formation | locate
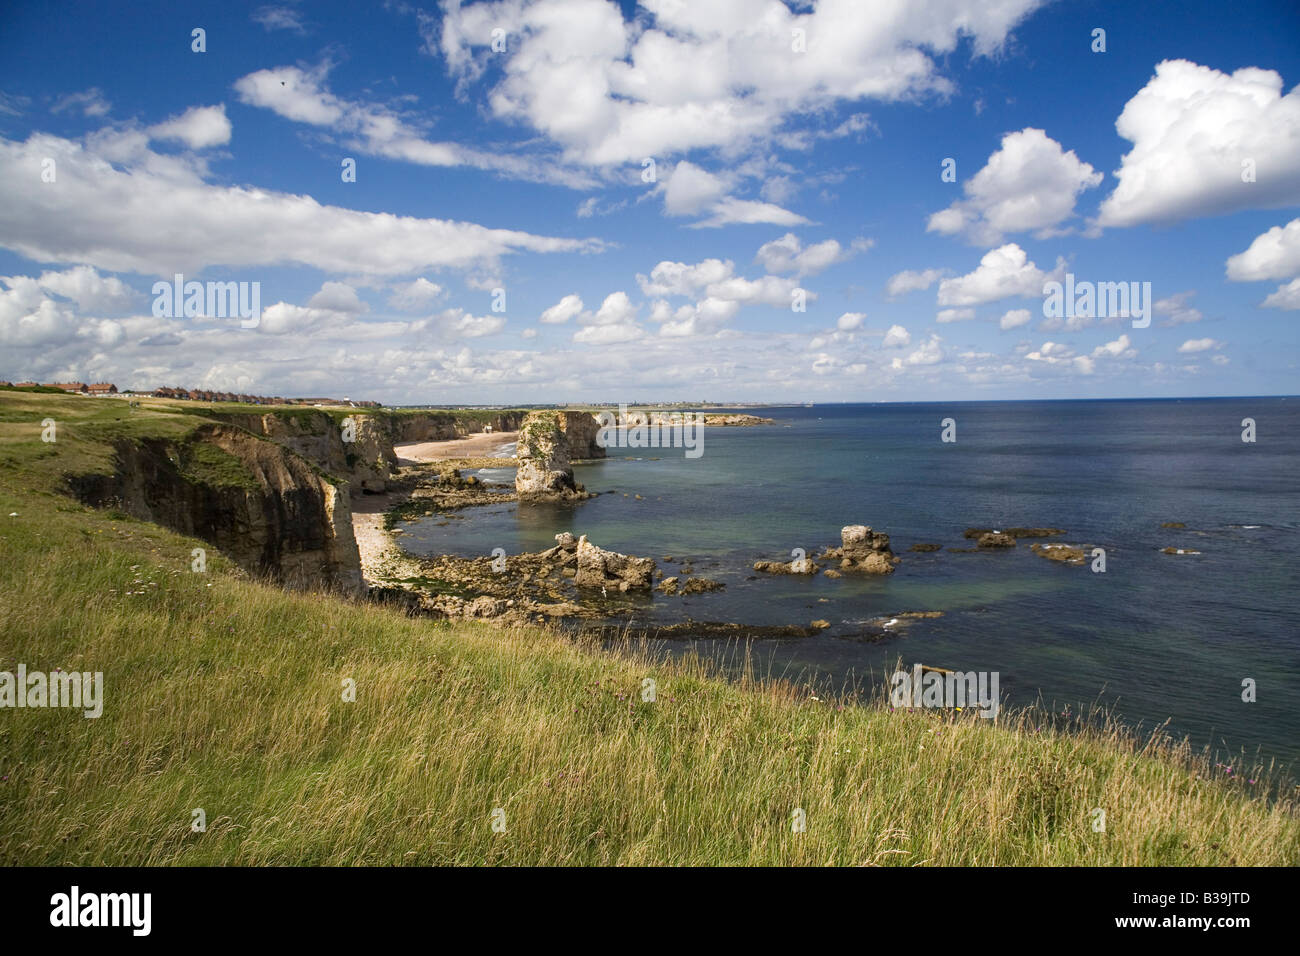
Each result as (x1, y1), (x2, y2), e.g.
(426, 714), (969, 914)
(574, 535), (655, 591)
(515, 411), (588, 499)
(557, 411), (606, 459)
(977, 532), (1016, 548)
(822, 524), (898, 574)
(68, 424), (364, 596)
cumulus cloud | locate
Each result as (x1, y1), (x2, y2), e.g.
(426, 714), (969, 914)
(937, 307), (975, 323)
(755, 233), (871, 277)
(306, 281), (368, 314)
(1225, 218), (1300, 281)
(937, 243), (1058, 307)
(886, 267), (946, 297)
(636, 257), (809, 309)
(1153, 291), (1203, 326)
(437, 0), (1045, 167)
(0, 133), (603, 277)
(148, 105), (232, 150)
(999, 308), (1031, 329)
(927, 128), (1102, 244)
(689, 197), (810, 229)
(388, 278), (444, 311)
(836, 311), (865, 330)
(1096, 60), (1300, 228)
(1178, 337), (1223, 353)
(1261, 279), (1300, 310)
(540, 293), (584, 324)
(662, 161), (730, 215)
(882, 324), (911, 347)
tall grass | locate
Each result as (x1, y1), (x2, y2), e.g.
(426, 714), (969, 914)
(0, 394), (1296, 865)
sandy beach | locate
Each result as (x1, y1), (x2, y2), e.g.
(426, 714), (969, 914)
(395, 431), (517, 465)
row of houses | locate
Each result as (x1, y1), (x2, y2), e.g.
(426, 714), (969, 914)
(1, 380), (383, 407)
(1, 381), (118, 395)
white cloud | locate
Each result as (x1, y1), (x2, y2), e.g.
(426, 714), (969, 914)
(1261, 279), (1300, 310)
(1225, 218), (1300, 281)
(902, 334), (943, 366)
(148, 105), (232, 150)
(1096, 60), (1300, 228)
(252, 5), (306, 33)
(306, 281), (368, 314)
(1153, 290), (1203, 326)
(689, 197), (810, 229)
(1092, 334), (1136, 359)
(234, 64), (594, 188)
(438, 0), (1045, 167)
(388, 278), (444, 311)
(756, 233), (870, 276)
(51, 88), (110, 117)
(27, 265), (139, 312)
(0, 133), (603, 277)
(886, 267), (945, 297)
(999, 308), (1031, 330)
(540, 293), (585, 324)
(662, 161), (730, 215)
(882, 324), (911, 347)
(1178, 337), (1222, 353)
(937, 307), (975, 323)
(928, 128), (1101, 244)
(937, 243), (1056, 306)
(636, 258), (807, 308)
(836, 312), (865, 330)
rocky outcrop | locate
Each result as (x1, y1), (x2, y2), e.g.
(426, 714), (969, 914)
(515, 411), (588, 499)
(574, 535), (655, 591)
(963, 527), (1065, 539)
(1031, 542), (1088, 565)
(67, 424), (364, 595)
(822, 524), (898, 574)
(215, 409), (395, 493)
(753, 557), (818, 575)
(977, 532), (1016, 548)
(557, 411), (605, 459)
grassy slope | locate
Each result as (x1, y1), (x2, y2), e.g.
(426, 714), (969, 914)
(0, 393), (1296, 865)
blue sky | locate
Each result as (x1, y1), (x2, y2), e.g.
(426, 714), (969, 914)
(1, 0), (1298, 403)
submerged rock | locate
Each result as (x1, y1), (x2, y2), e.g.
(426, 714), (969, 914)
(909, 542), (942, 552)
(964, 527), (1065, 539)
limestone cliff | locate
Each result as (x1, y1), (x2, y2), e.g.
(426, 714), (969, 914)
(67, 424), (365, 595)
(515, 411), (580, 498)
(557, 411), (605, 459)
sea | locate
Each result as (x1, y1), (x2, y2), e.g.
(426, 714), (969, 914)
(397, 398), (1300, 768)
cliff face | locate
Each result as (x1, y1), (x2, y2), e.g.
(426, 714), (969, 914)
(557, 411), (605, 459)
(214, 409), (525, 493)
(67, 424), (365, 596)
(515, 411), (578, 497)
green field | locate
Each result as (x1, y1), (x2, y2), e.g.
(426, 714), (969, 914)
(0, 392), (1296, 865)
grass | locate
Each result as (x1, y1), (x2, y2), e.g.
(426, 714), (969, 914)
(0, 392), (1297, 865)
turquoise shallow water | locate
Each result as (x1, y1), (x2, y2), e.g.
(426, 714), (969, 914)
(399, 399), (1300, 766)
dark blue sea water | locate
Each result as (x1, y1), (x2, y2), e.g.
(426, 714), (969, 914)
(399, 399), (1300, 767)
